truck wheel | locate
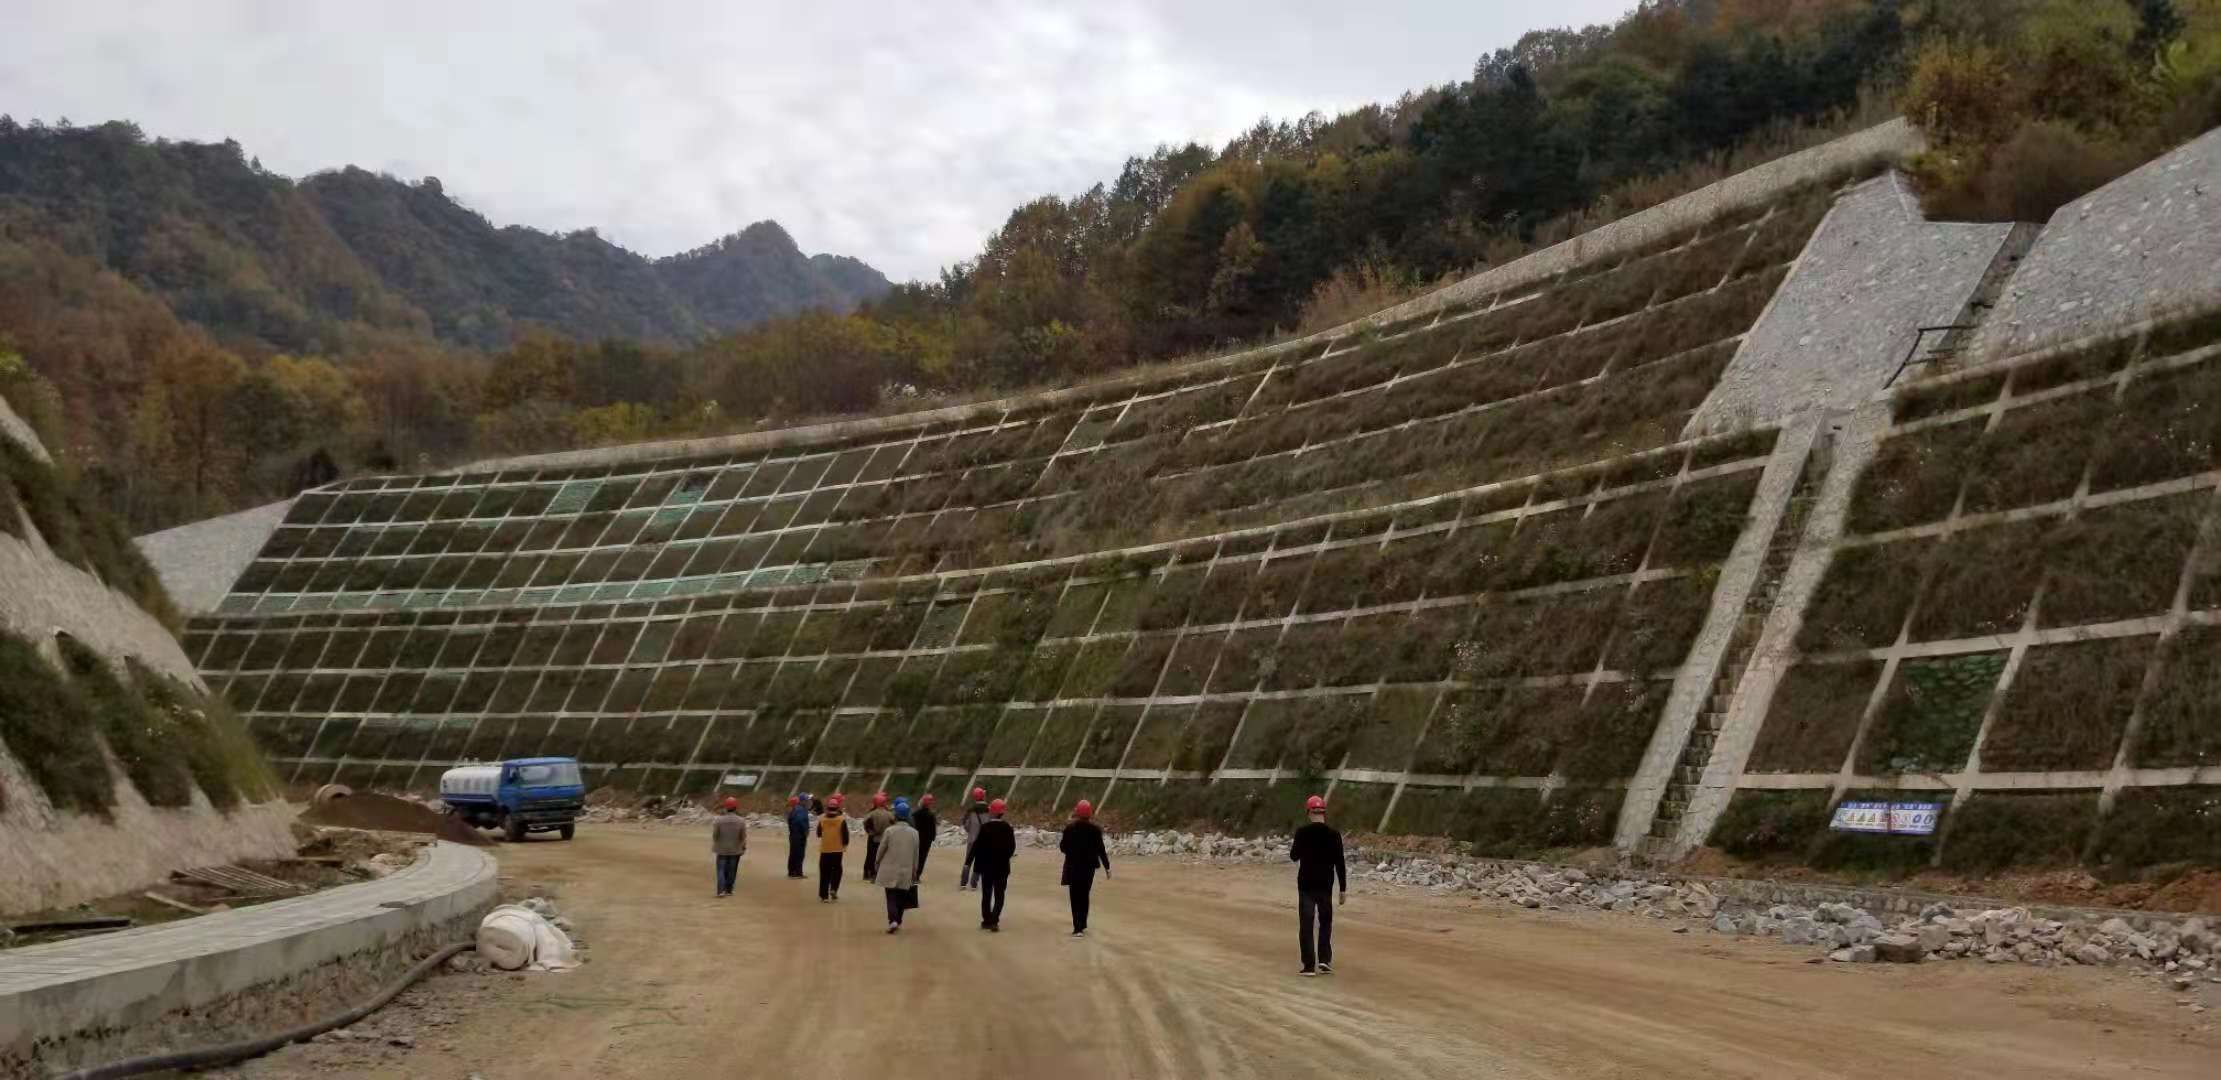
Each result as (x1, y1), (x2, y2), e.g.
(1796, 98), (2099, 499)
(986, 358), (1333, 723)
(504, 815), (526, 843)
(558, 824), (576, 841)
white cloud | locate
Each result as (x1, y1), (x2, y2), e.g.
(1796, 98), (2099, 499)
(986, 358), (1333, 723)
(1, 0), (1636, 281)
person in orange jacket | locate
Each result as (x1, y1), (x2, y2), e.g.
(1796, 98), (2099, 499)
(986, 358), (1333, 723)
(817, 794), (852, 902)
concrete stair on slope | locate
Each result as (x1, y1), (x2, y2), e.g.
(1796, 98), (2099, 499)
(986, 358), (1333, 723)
(1643, 441), (1831, 850)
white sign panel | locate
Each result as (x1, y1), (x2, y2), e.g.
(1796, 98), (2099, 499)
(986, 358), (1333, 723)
(1829, 800), (1940, 836)
(720, 773), (761, 788)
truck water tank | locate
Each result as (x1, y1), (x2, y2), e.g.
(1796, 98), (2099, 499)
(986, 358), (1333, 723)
(440, 765), (502, 800)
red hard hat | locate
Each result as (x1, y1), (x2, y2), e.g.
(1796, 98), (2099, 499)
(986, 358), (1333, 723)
(989, 798), (1007, 815)
(1305, 795), (1326, 812)
(722, 797), (739, 810)
(787, 795), (799, 807)
(1073, 799), (1093, 818)
(971, 786), (987, 801)
(874, 791), (889, 807)
(828, 794), (844, 809)
(920, 793), (935, 807)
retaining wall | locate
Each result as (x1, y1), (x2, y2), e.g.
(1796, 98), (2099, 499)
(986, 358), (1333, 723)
(141, 120), (2221, 875)
(137, 498), (297, 617)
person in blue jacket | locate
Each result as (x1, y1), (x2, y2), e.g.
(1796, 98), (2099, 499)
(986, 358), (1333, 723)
(785, 794), (812, 879)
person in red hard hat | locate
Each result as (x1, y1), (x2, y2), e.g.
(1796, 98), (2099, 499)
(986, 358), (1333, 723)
(710, 796), (747, 898)
(958, 786), (991, 890)
(972, 798), (1017, 930)
(862, 791), (895, 883)
(1058, 799), (1111, 937)
(817, 794), (851, 902)
(1289, 794), (1347, 976)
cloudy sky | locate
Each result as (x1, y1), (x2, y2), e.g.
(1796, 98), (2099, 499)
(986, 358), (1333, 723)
(6, 0), (1634, 282)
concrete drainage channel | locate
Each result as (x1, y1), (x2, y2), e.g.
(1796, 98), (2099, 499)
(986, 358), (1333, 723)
(0, 841), (498, 1080)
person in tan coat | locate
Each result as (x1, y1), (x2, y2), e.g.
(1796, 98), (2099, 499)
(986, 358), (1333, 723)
(876, 798), (923, 934)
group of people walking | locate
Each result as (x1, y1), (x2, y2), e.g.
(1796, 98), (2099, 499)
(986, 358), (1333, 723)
(712, 786), (1346, 970)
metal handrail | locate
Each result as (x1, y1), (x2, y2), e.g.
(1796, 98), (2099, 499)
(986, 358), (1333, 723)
(1885, 324), (1976, 387)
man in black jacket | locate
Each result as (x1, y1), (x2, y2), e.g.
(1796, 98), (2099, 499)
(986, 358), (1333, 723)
(972, 798), (1018, 930)
(912, 794), (940, 880)
(1059, 799), (1111, 937)
(1289, 794), (1347, 976)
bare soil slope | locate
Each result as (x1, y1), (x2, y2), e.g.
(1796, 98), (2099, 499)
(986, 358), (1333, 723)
(230, 825), (2216, 1079)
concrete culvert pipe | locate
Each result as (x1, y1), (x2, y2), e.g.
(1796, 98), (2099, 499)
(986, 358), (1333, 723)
(312, 783), (353, 804)
(55, 942), (474, 1080)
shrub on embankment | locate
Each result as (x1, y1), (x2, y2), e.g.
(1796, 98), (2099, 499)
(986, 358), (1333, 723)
(0, 625), (273, 817)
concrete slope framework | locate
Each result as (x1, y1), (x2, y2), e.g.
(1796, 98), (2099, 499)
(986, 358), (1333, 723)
(167, 121), (2221, 873)
(0, 393), (294, 917)
(1674, 126), (2221, 872)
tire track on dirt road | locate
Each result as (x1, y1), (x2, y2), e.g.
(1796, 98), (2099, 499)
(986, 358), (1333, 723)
(222, 826), (2217, 1080)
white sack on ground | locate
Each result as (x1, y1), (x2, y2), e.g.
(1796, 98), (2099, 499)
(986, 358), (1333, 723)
(477, 903), (580, 971)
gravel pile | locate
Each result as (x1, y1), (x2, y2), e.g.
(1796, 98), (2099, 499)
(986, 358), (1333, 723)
(1360, 849), (2219, 983)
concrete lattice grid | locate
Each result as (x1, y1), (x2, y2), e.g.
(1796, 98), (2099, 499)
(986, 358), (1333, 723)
(1690, 314), (2221, 871)
(186, 165), (1883, 852)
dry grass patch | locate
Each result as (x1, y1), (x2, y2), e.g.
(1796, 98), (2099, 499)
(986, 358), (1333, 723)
(1961, 392), (2109, 514)
(1607, 575), (1713, 674)
(2094, 784), (2221, 870)
(1796, 539), (1934, 652)
(2090, 361), (2221, 492)
(1909, 519), (2048, 642)
(1708, 788), (1833, 861)
(1939, 790), (2100, 874)
(2130, 625), (2221, 768)
(1846, 419), (1981, 534)
(1983, 636), (2154, 772)
(1746, 660), (1883, 772)
(2039, 492), (2205, 627)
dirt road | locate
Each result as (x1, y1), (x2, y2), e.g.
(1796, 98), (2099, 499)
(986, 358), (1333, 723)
(234, 824), (2216, 1079)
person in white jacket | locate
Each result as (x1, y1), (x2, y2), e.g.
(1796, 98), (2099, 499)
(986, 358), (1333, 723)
(877, 799), (923, 934)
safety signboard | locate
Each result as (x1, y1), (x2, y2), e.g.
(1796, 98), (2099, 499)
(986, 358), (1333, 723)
(1829, 800), (1941, 835)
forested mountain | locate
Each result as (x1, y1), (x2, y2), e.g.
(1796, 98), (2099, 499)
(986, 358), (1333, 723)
(0, 123), (890, 353)
(3, 0), (2217, 539)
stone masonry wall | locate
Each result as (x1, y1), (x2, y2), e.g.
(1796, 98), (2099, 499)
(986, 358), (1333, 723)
(1690, 172), (2013, 433)
(137, 497), (298, 616)
(1975, 126), (2221, 361)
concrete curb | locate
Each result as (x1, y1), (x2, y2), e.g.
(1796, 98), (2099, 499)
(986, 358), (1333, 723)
(0, 841), (497, 1065)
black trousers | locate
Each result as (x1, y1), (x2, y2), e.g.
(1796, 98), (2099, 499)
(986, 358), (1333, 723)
(978, 871), (1008, 926)
(1068, 870), (1095, 932)
(818, 852), (844, 899)
(885, 888), (907, 926)
(1298, 886), (1335, 970)
(864, 836), (880, 880)
(787, 833), (807, 877)
(960, 844), (977, 886)
(916, 842), (931, 877)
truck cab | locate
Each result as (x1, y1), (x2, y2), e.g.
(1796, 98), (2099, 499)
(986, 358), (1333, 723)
(440, 757), (586, 842)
